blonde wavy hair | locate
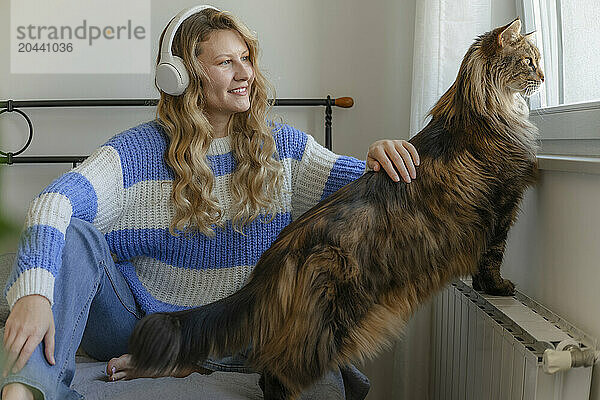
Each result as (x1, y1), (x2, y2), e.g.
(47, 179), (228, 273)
(154, 8), (285, 237)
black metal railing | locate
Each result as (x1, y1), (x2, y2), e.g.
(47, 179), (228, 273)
(0, 96), (354, 167)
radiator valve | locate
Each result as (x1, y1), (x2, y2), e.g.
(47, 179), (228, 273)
(543, 339), (600, 374)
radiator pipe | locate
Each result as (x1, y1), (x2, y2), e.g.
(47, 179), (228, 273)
(543, 339), (600, 374)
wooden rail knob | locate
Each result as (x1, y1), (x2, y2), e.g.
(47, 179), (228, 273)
(334, 97), (354, 108)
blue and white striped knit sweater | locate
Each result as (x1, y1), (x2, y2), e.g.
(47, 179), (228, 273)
(5, 120), (366, 315)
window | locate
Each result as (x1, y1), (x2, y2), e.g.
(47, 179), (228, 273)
(521, 0), (600, 108)
(519, 0), (600, 148)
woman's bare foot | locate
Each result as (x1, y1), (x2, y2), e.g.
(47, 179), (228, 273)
(106, 354), (212, 381)
(1, 382), (35, 400)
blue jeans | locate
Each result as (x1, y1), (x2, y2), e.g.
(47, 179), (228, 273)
(1, 218), (251, 400)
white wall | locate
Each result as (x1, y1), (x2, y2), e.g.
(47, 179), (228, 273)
(504, 172), (600, 398)
(0, 1), (417, 398)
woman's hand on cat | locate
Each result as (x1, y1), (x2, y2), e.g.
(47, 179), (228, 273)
(367, 140), (420, 183)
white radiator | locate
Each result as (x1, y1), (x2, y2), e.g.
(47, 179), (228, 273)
(430, 279), (596, 400)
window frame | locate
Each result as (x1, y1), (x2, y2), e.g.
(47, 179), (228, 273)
(517, 0), (600, 150)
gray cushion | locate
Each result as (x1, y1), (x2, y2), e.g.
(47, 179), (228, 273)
(72, 357), (264, 400)
(71, 358), (347, 400)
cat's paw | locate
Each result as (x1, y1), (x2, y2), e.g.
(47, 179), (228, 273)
(472, 273), (515, 296)
(486, 278), (515, 296)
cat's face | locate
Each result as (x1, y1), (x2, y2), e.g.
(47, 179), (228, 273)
(489, 19), (545, 97)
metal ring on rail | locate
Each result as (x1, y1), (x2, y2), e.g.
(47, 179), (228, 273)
(0, 102), (34, 162)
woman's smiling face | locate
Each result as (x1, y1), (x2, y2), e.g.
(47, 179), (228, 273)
(198, 29), (255, 122)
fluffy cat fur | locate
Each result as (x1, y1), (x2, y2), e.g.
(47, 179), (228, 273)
(128, 18), (544, 399)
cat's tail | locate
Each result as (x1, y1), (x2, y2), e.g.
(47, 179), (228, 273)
(127, 282), (258, 376)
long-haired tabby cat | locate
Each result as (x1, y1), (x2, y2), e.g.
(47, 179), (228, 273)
(128, 18), (543, 399)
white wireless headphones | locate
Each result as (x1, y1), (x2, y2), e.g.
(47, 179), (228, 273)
(155, 5), (221, 96)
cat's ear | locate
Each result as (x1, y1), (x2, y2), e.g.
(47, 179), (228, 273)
(498, 18), (522, 47)
(523, 31), (536, 41)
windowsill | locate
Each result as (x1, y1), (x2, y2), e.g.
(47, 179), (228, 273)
(537, 154), (600, 174)
(531, 99), (600, 115)
(529, 100), (600, 141)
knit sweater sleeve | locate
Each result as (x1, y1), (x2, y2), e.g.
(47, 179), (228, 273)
(279, 125), (365, 219)
(4, 144), (125, 309)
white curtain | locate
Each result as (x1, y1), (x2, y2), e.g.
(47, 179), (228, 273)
(394, 1), (492, 399)
(410, 0), (493, 135)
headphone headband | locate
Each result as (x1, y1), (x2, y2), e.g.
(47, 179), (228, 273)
(156, 5), (221, 96)
(160, 5), (220, 60)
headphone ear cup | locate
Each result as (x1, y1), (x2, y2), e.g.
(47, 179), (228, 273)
(155, 55), (190, 96)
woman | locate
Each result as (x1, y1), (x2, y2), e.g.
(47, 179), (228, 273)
(2, 6), (419, 400)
